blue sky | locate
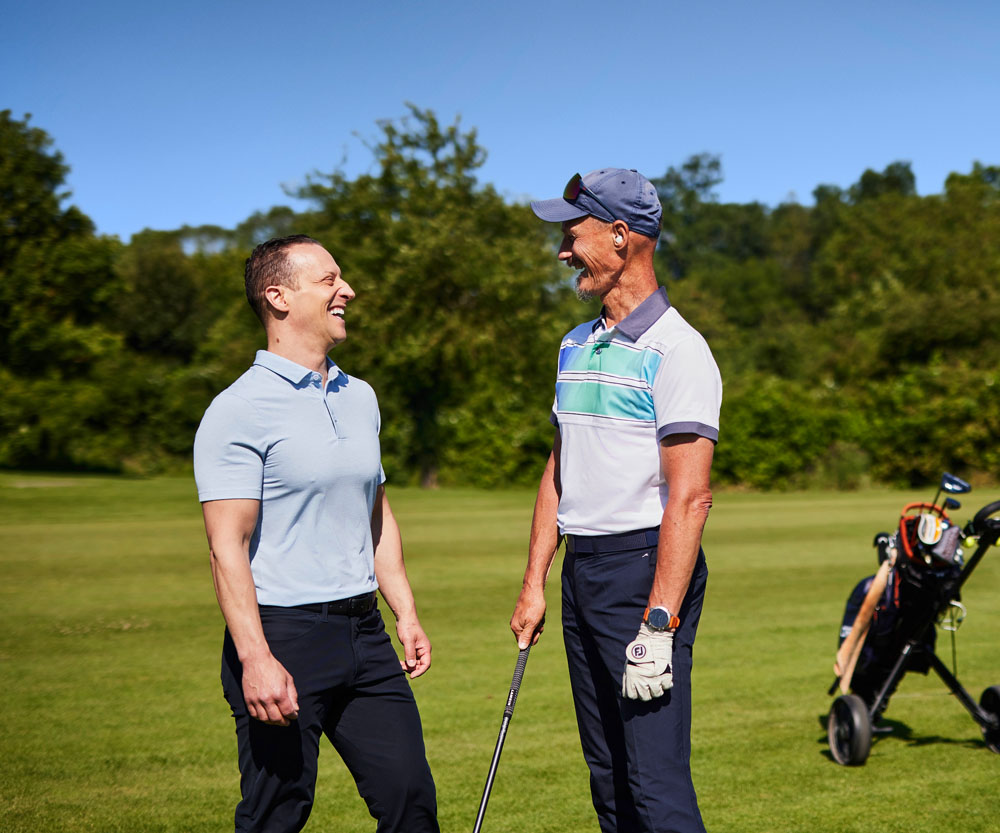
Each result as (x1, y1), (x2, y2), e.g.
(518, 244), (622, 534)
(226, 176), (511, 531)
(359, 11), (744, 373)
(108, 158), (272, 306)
(4, 0), (998, 240)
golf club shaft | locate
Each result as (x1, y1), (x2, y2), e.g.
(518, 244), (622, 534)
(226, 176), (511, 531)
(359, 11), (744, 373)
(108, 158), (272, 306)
(472, 646), (530, 833)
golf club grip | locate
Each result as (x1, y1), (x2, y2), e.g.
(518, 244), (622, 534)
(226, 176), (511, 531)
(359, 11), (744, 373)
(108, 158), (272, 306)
(504, 646), (530, 719)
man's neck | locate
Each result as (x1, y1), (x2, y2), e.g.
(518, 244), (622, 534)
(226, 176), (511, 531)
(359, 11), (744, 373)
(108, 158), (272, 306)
(265, 335), (330, 383)
(602, 270), (659, 329)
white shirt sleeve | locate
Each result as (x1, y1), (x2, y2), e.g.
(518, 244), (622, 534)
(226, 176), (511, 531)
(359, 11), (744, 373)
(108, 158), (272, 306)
(651, 334), (722, 443)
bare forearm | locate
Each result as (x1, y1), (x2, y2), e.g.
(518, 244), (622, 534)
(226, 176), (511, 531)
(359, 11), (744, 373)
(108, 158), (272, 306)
(372, 488), (418, 623)
(511, 437), (562, 648)
(649, 435), (715, 614)
(211, 542), (271, 662)
(648, 493), (711, 612)
(203, 499), (271, 662)
(375, 553), (418, 623)
(371, 486), (432, 675)
(202, 498), (298, 724)
(522, 446), (561, 590)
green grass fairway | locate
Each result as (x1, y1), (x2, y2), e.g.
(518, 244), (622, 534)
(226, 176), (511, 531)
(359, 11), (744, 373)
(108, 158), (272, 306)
(1, 474), (998, 832)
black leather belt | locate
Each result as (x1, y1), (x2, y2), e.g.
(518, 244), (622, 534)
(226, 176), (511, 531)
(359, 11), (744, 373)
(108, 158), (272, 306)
(261, 591), (377, 616)
(564, 527), (659, 556)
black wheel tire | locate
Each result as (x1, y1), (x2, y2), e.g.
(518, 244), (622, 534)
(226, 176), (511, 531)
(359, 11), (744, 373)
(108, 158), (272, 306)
(980, 685), (1000, 754)
(828, 694), (872, 766)
(972, 500), (1000, 535)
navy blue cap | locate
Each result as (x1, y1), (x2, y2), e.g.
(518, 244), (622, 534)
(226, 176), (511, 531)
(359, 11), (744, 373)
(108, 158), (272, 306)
(530, 168), (662, 238)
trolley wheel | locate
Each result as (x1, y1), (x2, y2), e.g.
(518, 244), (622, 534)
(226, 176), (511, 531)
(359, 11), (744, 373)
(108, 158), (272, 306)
(980, 686), (1000, 754)
(828, 694), (872, 766)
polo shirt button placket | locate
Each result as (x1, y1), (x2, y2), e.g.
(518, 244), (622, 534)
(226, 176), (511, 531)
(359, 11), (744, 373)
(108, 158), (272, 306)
(319, 376), (341, 437)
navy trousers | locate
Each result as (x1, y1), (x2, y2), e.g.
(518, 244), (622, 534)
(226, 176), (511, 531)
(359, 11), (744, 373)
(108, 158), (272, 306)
(220, 605), (439, 833)
(562, 537), (708, 833)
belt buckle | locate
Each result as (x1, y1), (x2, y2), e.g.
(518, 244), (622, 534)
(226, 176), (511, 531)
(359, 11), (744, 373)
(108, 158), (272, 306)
(354, 592), (373, 614)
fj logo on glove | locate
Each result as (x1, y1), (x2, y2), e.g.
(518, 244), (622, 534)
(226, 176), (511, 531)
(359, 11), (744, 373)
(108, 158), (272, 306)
(622, 626), (675, 701)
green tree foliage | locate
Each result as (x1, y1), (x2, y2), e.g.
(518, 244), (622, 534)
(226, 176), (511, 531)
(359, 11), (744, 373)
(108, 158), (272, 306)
(0, 112), (114, 366)
(849, 161), (917, 202)
(295, 105), (575, 486)
(0, 112), (129, 469)
(4, 109), (1000, 490)
(665, 156), (1000, 486)
(114, 231), (206, 359)
(0, 110), (93, 270)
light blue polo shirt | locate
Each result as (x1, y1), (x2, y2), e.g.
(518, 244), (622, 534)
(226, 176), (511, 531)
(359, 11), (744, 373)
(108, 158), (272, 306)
(551, 288), (722, 536)
(193, 350), (385, 606)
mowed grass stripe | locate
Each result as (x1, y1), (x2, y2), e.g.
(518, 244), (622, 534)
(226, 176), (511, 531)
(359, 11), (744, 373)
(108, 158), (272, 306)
(1, 473), (998, 832)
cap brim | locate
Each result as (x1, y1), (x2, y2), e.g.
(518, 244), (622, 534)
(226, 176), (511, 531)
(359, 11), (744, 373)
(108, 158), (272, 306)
(530, 197), (590, 223)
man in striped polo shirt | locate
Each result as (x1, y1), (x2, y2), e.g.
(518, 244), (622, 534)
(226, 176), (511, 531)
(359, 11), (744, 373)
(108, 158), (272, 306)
(511, 169), (722, 833)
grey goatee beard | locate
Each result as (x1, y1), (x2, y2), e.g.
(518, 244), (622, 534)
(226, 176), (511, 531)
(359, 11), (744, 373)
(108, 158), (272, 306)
(575, 276), (596, 302)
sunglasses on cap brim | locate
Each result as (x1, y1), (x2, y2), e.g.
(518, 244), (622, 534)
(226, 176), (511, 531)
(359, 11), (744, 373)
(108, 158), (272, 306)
(563, 173), (619, 223)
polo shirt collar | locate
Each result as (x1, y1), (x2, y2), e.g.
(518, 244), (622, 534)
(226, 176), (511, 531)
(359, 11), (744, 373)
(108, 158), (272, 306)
(253, 350), (342, 386)
(596, 287), (671, 341)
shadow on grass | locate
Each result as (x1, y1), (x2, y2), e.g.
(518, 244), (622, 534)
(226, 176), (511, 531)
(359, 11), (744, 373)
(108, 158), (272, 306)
(815, 712), (987, 762)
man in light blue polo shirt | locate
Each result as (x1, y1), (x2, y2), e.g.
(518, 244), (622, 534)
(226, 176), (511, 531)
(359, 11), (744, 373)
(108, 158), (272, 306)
(194, 235), (438, 833)
(511, 170), (722, 833)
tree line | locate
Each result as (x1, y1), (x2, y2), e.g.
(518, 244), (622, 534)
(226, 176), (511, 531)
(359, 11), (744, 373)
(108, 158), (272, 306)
(2, 106), (999, 489)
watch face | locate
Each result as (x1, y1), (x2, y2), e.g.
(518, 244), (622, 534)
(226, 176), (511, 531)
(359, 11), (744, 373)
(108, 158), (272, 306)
(647, 607), (670, 629)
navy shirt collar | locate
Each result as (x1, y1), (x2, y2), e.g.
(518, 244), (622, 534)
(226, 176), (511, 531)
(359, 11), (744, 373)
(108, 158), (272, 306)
(253, 350), (342, 386)
(595, 287), (671, 341)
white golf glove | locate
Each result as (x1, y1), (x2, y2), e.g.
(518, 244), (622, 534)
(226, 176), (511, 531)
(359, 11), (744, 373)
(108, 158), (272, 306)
(622, 624), (673, 701)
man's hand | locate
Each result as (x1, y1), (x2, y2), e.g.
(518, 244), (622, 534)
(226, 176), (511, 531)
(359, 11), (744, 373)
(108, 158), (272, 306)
(396, 618), (432, 678)
(622, 624), (673, 701)
(510, 585), (546, 649)
(241, 654), (300, 726)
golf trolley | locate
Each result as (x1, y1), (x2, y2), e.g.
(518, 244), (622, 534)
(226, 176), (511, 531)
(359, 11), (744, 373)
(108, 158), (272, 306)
(826, 473), (1000, 765)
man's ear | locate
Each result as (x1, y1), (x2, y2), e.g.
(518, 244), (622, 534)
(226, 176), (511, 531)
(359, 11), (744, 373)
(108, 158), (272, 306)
(612, 221), (629, 250)
(263, 284), (290, 313)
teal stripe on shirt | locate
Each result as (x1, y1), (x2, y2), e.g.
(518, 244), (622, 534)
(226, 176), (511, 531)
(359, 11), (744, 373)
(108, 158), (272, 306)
(559, 341), (661, 385)
(556, 380), (655, 421)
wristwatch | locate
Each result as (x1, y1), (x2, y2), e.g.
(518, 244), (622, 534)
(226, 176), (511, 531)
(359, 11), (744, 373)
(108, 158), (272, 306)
(644, 605), (680, 632)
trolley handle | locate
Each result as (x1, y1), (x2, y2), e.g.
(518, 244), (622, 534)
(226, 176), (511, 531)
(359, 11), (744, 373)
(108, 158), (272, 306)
(971, 501), (1000, 538)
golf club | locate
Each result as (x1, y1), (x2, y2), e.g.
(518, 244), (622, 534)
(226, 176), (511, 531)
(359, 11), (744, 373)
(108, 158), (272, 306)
(472, 646), (530, 833)
(832, 558), (889, 693)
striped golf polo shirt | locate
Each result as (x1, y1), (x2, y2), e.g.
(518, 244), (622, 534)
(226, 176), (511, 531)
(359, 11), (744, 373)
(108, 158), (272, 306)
(551, 287), (722, 537)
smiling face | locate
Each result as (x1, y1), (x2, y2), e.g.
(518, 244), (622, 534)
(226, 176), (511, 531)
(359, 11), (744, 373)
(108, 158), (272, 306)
(559, 216), (622, 301)
(277, 243), (355, 350)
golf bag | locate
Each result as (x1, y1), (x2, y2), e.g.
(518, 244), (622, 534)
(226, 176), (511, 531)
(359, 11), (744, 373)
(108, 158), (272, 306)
(836, 526), (954, 717)
(825, 473), (1000, 765)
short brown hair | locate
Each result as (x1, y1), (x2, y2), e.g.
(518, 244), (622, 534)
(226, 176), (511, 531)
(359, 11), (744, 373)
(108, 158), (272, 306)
(244, 235), (321, 324)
